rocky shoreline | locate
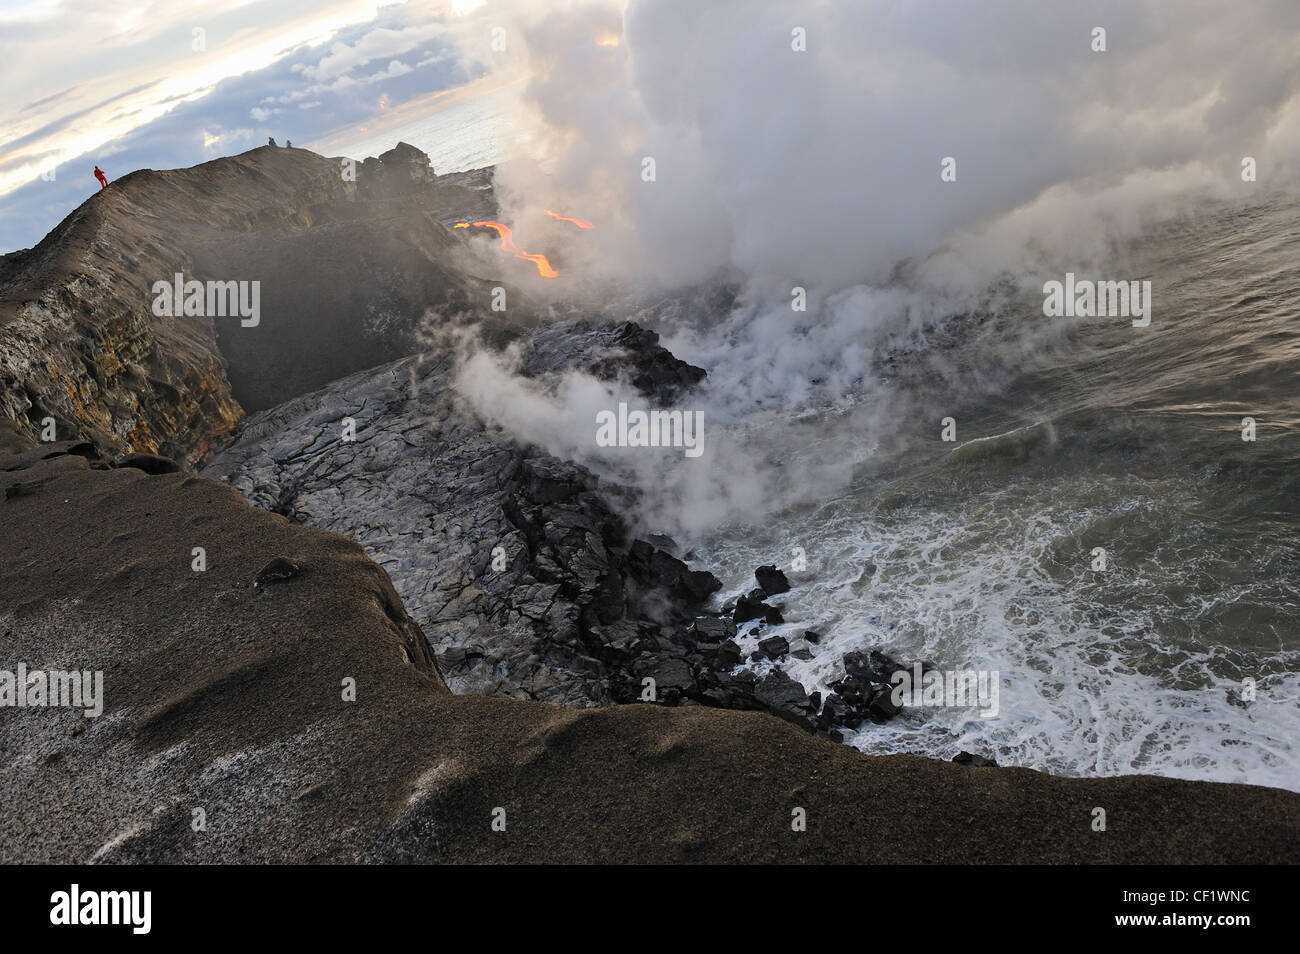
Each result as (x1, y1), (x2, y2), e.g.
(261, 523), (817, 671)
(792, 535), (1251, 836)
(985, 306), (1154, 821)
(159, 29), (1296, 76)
(3, 421), (1297, 862)
(202, 311), (940, 746)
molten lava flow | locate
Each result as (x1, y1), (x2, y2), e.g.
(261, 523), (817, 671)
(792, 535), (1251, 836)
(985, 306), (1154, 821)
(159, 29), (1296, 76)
(544, 210), (595, 229)
(454, 221), (558, 278)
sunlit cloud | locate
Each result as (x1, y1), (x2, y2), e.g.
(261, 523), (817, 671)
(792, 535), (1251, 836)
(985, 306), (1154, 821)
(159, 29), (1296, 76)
(0, 1), (413, 198)
(0, 0), (519, 251)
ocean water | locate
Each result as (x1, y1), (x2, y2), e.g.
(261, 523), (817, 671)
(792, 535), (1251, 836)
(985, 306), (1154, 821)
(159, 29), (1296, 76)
(330, 88), (512, 174)
(383, 90), (1298, 791)
(684, 196), (1300, 792)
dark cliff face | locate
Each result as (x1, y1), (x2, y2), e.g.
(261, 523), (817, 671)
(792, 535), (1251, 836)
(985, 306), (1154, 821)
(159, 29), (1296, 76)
(0, 143), (502, 466)
(200, 145), (506, 415)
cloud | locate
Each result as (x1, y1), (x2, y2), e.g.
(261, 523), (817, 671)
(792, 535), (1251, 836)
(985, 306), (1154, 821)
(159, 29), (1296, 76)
(470, 0), (1300, 295)
(0, 2), (474, 251)
(367, 60), (413, 81)
(294, 21), (445, 82)
(0, 1), (461, 208)
(430, 0), (1300, 534)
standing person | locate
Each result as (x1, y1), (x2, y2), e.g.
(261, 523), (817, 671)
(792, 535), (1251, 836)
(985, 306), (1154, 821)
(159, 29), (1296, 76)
(285, 139), (292, 148)
(268, 136), (277, 147)
(93, 166), (108, 189)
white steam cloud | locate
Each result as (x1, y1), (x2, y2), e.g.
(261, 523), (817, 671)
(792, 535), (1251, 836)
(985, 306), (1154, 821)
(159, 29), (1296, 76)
(467, 0), (1300, 289)
(443, 0), (1300, 537)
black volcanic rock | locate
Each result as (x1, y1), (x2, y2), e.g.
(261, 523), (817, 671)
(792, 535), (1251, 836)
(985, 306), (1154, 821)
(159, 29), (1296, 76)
(646, 533), (679, 554)
(733, 594), (771, 624)
(866, 685), (902, 722)
(254, 556), (301, 588)
(714, 639), (743, 669)
(204, 330), (732, 715)
(752, 669), (817, 731)
(625, 539), (723, 607)
(818, 694), (861, 731)
(114, 452), (180, 474)
(522, 319), (706, 403)
(634, 656), (695, 701)
(754, 565), (791, 596)
(845, 649), (907, 684)
(823, 649), (913, 728)
(358, 141), (437, 197)
(953, 752), (999, 768)
(690, 617), (736, 643)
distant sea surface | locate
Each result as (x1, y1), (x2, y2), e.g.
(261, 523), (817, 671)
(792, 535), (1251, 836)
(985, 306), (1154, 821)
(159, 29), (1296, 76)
(690, 196), (1300, 792)
(327, 87), (513, 174)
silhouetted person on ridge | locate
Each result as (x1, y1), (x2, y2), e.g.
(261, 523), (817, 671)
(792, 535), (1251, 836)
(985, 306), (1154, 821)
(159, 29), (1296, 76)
(285, 139), (292, 148)
(268, 136), (277, 147)
(93, 166), (108, 189)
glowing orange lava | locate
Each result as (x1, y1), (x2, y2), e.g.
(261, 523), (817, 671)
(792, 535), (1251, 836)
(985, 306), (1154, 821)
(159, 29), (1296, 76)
(544, 209), (595, 229)
(454, 220), (559, 278)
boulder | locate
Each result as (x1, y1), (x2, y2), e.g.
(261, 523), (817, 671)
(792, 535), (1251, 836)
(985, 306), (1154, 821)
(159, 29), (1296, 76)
(755, 635), (790, 661)
(690, 617), (736, 643)
(734, 593), (782, 625)
(754, 565), (791, 596)
(254, 557), (301, 588)
(114, 452), (181, 475)
(753, 670), (817, 732)
(953, 751), (999, 768)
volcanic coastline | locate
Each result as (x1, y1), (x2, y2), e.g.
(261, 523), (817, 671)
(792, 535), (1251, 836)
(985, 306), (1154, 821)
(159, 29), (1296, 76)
(2, 144), (1296, 863)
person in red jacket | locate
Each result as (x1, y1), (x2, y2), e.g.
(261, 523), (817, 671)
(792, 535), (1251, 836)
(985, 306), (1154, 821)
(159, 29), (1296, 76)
(93, 166), (108, 189)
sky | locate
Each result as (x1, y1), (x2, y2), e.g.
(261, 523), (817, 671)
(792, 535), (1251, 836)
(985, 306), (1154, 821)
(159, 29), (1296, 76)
(4, 0), (1299, 280)
(0, 0), (504, 252)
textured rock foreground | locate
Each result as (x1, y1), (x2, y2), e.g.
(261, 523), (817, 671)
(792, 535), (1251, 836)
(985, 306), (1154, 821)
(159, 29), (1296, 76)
(3, 427), (1297, 864)
(202, 320), (795, 724)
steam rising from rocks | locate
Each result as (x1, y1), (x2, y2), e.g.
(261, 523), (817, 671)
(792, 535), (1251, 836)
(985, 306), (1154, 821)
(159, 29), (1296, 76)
(469, 0), (1300, 289)
(446, 0), (1300, 534)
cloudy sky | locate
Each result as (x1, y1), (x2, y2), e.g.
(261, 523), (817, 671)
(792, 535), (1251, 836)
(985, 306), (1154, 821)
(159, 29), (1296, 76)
(4, 0), (1299, 275)
(0, 0), (507, 252)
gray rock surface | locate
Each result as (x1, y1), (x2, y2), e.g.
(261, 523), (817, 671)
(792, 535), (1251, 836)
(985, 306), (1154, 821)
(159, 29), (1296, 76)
(203, 323), (727, 709)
